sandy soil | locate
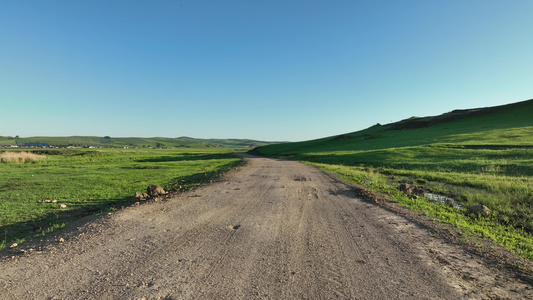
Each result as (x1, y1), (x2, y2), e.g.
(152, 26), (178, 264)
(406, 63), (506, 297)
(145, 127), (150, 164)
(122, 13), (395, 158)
(0, 154), (531, 299)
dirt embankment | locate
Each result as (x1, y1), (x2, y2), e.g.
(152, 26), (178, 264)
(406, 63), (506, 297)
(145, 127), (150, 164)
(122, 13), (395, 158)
(0, 154), (531, 299)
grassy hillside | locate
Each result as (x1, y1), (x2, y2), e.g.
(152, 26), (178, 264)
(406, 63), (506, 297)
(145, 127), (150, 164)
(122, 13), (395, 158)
(254, 98), (533, 259)
(257, 99), (533, 156)
(0, 136), (279, 148)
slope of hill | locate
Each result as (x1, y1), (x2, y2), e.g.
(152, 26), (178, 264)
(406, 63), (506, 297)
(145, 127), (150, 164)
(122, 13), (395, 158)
(0, 136), (280, 148)
(255, 98), (533, 156)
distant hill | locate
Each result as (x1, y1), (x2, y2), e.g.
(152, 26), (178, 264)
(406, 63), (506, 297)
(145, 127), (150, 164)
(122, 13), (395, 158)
(254, 98), (533, 156)
(0, 135), (282, 149)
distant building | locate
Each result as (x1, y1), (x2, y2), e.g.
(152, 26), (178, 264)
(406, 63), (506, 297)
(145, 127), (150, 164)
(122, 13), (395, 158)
(22, 143), (49, 146)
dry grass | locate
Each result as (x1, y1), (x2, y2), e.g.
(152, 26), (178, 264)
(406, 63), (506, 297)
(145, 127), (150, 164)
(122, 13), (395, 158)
(0, 151), (45, 163)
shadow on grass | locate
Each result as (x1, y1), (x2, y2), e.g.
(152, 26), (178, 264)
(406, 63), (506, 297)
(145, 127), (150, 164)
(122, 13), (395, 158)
(293, 150), (533, 177)
(0, 195), (138, 257)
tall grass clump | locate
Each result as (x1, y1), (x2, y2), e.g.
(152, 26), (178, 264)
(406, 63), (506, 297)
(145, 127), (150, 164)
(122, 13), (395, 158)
(0, 152), (45, 163)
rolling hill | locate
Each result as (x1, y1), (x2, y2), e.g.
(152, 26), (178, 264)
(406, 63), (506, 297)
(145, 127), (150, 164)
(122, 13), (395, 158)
(0, 136), (281, 149)
(254, 98), (533, 156)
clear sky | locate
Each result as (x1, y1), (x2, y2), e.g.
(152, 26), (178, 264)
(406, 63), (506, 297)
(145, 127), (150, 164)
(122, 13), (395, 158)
(1, 1), (532, 142)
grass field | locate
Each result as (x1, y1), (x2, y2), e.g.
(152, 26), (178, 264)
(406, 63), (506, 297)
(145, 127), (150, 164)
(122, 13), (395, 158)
(0, 148), (244, 250)
(254, 99), (533, 259)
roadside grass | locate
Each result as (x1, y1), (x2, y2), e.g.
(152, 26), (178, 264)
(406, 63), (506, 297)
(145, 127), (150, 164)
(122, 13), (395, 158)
(260, 145), (533, 259)
(0, 148), (244, 250)
(308, 161), (533, 260)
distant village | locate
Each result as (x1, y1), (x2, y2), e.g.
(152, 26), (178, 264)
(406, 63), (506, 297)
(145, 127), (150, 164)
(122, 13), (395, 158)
(0, 142), (246, 150)
(0, 143), (167, 149)
(2, 143), (113, 149)
(0, 135), (261, 150)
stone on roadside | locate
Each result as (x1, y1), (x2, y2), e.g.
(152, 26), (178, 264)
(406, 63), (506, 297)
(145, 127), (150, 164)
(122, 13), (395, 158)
(399, 183), (414, 193)
(10, 243), (18, 248)
(467, 204), (490, 216)
(412, 187), (425, 196)
(147, 185), (166, 197)
(59, 204), (67, 209)
(134, 192), (142, 199)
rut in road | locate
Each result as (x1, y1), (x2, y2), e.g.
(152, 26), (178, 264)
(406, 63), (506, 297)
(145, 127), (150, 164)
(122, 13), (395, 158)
(0, 155), (463, 299)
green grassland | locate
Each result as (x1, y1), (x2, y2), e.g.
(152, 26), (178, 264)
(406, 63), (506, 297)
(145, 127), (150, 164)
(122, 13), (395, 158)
(0, 148), (244, 250)
(254, 99), (533, 259)
(0, 135), (279, 148)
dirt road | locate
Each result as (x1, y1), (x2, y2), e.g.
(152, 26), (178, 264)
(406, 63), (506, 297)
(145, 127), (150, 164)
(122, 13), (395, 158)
(0, 155), (531, 299)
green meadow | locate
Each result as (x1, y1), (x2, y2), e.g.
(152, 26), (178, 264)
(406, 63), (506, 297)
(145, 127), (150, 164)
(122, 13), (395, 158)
(0, 148), (244, 250)
(254, 99), (533, 259)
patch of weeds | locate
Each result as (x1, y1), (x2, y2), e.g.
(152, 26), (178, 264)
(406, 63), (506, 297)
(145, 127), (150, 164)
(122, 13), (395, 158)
(34, 223), (66, 238)
(416, 178), (428, 184)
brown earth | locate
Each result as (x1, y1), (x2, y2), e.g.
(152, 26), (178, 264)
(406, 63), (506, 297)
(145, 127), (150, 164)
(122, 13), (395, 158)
(0, 154), (531, 299)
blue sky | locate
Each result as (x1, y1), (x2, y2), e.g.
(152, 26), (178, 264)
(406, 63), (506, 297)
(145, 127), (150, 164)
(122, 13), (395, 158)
(1, 1), (532, 141)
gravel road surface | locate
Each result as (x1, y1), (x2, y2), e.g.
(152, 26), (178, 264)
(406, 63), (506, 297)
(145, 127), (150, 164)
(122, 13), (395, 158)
(0, 154), (531, 299)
